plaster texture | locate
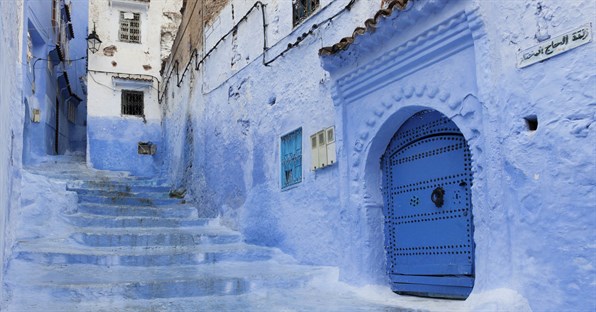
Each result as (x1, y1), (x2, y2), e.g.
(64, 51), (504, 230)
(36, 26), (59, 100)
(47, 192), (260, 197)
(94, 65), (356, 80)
(160, 0), (596, 310)
(64, 0), (90, 153)
(86, 0), (178, 175)
(1, 157), (533, 312)
(0, 0), (25, 305)
(21, 0), (88, 163)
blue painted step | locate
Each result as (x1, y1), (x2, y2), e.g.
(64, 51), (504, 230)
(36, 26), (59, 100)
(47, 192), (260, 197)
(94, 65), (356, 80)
(6, 261), (333, 300)
(15, 243), (275, 266)
(77, 203), (198, 218)
(66, 213), (210, 228)
(68, 185), (172, 195)
(77, 194), (186, 206)
(71, 227), (242, 247)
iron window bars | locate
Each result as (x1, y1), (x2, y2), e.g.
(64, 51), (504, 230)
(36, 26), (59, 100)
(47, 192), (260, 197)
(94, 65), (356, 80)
(121, 90), (144, 116)
(119, 12), (141, 43)
(293, 0), (319, 27)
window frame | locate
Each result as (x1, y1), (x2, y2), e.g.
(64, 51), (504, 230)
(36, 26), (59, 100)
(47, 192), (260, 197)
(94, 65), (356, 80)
(119, 11), (141, 44)
(292, 0), (320, 27)
(280, 127), (303, 190)
(121, 89), (145, 117)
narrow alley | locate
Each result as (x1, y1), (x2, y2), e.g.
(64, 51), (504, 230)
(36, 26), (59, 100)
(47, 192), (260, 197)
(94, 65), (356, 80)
(0, 0), (594, 311)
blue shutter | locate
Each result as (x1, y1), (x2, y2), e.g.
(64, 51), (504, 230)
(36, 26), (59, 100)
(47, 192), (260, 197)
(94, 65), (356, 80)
(281, 128), (302, 189)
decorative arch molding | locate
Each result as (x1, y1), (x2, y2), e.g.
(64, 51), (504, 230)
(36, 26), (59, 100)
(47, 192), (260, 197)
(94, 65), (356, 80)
(337, 83), (488, 288)
(320, 0), (491, 286)
(349, 83), (485, 209)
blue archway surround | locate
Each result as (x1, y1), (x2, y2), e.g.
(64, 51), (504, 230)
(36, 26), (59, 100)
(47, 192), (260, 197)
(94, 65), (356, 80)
(381, 109), (474, 299)
(321, 0), (488, 298)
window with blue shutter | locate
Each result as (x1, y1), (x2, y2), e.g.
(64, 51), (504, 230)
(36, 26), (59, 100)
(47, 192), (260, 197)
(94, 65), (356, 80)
(281, 128), (302, 189)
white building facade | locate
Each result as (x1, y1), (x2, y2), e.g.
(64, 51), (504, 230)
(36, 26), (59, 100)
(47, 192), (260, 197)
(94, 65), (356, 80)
(86, 0), (180, 176)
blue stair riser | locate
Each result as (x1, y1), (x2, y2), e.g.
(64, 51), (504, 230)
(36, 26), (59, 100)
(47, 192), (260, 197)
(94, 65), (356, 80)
(70, 189), (176, 199)
(76, 180), (167, 189)
(33, 278), (249, 300)
(77, 195), (185, 206)
(16, 250), (273, 266)
(72, 232), (242, 247)
(77, 204), (196, 218)
(69, 184), (171, 194)
(67, 215), (209, 228)
(125, 278), (249, 299)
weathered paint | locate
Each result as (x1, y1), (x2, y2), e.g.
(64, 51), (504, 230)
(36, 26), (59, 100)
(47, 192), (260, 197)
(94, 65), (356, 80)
(86, 0), (181, 176)
(87, 116), (161, 177)
(21, 0), (88, 163)
(0, 0), (24, 304)
(160, 0), (595, 310)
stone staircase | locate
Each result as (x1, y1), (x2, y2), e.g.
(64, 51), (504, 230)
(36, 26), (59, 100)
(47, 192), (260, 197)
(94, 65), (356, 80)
(3, 159), (407, 311)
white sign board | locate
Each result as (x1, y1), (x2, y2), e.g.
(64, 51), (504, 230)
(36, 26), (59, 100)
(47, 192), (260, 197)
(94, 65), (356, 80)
(517, 23), (592, 68)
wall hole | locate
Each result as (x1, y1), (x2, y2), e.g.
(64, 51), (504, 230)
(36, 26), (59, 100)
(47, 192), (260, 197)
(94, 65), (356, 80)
(524, 115), (538, 131)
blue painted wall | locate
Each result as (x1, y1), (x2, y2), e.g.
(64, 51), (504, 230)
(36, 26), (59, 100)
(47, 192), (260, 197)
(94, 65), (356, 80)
(21, 0), (87, 165)
(158, 0), (594, 310)
(65, 0), (89, 153)
(88, 117), (161, 177)
(0, 0), (24, 303)
(87, 116), (162, 177)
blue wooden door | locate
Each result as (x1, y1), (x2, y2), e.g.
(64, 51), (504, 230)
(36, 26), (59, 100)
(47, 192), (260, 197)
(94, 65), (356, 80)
(381, 109), (474, 299)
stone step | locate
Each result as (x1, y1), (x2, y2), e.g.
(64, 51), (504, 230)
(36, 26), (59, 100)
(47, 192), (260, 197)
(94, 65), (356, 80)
(14, 240), (276, 266)
(69, 179), (168, 190)
(66, 213), (210, 228)
(5, 285), (410, 312)
(5, 260), (334, 300)
(71, 226), (242, 247)
(77, 194), (186, 206)
(77, 202), (198, 218)
(70, 188), (175, 199)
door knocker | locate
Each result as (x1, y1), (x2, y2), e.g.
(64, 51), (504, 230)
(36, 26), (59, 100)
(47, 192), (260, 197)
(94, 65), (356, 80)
(431, 186), (445, 208)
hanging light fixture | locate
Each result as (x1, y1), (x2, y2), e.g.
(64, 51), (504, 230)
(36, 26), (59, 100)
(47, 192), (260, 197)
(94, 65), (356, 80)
(86, 22), (102, 54)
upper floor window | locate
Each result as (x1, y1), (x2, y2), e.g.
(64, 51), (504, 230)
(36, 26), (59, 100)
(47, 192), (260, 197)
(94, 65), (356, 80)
(121, 90), (144, 116)
(281, 127), (303, 189)
(293, 0), (319, 27)
(119, 12), (141, 43)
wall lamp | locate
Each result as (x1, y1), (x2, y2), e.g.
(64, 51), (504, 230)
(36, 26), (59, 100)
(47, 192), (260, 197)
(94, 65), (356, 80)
(86, 22), (102, 54)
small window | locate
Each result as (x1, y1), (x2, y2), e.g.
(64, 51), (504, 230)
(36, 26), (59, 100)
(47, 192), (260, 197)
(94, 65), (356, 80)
(293, 0), (319, 27)
(67, 101), (76, 123)
(119, 12), (141, 43)
(326, 127), (334, 143)
(26, 32), (33, 65)
(121, 90), (144, 116)
(281, 127), (302, 189)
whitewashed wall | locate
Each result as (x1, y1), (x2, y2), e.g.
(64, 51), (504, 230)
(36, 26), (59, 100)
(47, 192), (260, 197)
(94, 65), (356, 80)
(161, 0), (595, 310)
(0, 0), (24, 304)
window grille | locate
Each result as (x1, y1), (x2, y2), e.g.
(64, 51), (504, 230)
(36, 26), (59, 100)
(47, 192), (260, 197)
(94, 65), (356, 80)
(121, 90), (144, 116)
(26, 32), (33, 64)
(119, 12), (141, 43)
(293, 0), (319, 27)
(281, 128), (303, 189)
(67, 101), (76, 123)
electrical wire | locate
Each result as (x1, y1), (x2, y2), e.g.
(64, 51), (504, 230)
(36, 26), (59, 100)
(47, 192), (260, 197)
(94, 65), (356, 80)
(159, 1), (267, 103)
(159, 0), (413, 102)
(87, 69), (161, 93)
(159, 0), (365, 101)
(30, 55), (87, 97)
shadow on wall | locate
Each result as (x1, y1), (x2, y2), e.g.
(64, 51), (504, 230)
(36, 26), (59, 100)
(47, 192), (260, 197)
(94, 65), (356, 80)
(240, 184), (285, 247)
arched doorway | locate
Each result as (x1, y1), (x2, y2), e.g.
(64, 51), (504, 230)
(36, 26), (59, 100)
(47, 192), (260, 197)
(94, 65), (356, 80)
(381, 109), (475, 299)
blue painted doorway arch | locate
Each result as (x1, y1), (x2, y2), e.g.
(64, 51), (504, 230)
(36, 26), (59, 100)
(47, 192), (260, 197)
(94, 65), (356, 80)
(381, 109), (475, 299)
